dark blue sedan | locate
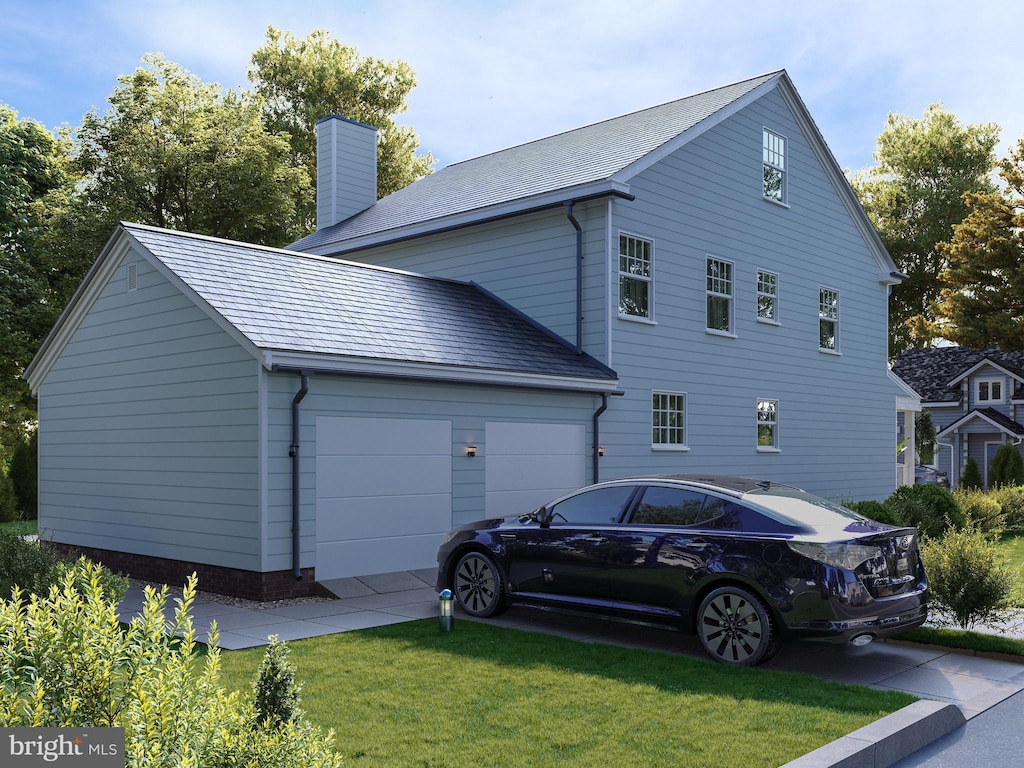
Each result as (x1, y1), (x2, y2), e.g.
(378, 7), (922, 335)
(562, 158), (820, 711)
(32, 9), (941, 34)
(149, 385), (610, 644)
(436, 475), (928, 666)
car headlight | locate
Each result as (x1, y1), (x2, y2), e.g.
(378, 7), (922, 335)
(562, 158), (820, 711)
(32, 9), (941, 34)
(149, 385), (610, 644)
(788, 541), (882, 571)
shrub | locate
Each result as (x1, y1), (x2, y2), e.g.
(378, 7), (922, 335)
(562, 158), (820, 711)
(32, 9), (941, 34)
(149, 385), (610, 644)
(920, 528), (1021, 630)
(0, 563), (342, 767)
(993, 485), (1024, 531)
(252, 635), (302, 727)
(989, 443), (1024, 488)
(35, 556), (128, 604)
(8, 430), (37, 519)
(955, 488), (1005, 533)
(0, 472), (17, 523)
(846, 499), (901, 527)
(884, 483), (967, 539)
(0, 529), (60, 600)
(961, 457), (983, 490)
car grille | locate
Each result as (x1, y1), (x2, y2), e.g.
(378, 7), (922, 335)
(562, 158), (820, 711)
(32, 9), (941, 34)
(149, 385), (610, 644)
(858, 532), (921, 599)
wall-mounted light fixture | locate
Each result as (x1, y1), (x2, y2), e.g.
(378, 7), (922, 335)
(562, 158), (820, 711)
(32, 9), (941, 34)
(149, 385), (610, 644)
(598, 446), (605, 457)
(466, 445), (477, 458)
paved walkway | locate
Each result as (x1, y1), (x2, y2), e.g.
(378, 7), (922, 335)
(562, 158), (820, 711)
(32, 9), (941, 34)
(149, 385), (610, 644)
(117, 571), (1024, 768)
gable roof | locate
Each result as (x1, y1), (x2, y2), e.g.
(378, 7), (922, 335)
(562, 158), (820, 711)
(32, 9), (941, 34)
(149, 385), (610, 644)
(26, 223), (618, 394)
(937, 407), (1024, 439)
(892, 347), (1024, 403)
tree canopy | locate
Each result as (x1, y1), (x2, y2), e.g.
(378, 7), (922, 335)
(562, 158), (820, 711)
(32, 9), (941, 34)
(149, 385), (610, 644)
(850, 105), (1000, 357)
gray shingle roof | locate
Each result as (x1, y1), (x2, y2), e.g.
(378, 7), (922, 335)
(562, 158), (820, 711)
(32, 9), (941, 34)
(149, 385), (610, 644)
(892, 347), (1024, 402)
(291, 72), (781, 253)
(123, 223), (616, 384)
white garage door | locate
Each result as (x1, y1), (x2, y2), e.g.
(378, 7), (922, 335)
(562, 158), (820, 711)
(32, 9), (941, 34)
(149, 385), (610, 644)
(315, 416), (452, 580)
(484, 422), (586, 517)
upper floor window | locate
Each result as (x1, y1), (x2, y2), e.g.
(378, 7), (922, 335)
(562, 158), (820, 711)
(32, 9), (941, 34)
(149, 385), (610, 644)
(619, 233), (653, 319)
(652, 391), (686, 450)
(757, 270), (778, 323)
(757, 399), (779, 450)
(763, 129), (787, 204)
(706, 257), (734, 334)
(819, 287), (839, 351)
(976, 378), (1004, 404)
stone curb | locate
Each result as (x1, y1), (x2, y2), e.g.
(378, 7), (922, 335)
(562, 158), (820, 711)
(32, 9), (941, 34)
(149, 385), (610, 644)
(779, 700), (966, 768)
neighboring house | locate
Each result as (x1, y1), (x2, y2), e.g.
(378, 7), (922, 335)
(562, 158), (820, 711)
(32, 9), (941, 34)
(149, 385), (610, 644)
(892, 347), (1024, 489)
(26, 70), (907, 599)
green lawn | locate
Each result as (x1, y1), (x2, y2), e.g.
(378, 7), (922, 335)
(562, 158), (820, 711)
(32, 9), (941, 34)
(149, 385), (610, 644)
(218, 620), (915, 768)
(0, 519), (37, 536)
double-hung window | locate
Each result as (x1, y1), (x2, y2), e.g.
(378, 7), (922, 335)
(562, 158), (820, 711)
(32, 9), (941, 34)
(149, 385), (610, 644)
(706, 257), (734, 334)
(652, 391), (686, 450)
(819, 287), (839, 351)
(619, 234), (653, 319)
(757, 399), (779, 450)
(757, 270), (778, 323)
(763, 129), (787, 203)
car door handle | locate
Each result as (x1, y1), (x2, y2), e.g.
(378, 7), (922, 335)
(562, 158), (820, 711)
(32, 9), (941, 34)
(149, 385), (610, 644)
(584, 534), (608, 543)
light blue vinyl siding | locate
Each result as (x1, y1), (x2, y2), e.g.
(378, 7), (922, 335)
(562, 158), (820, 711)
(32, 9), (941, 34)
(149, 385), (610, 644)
(262, 371), (599, 572)
(36, 248), (261, 569)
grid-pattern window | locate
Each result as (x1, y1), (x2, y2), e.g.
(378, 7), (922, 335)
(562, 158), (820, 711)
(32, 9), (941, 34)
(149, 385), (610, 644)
(977, 379), (1004, 404)
(757, 270), (778, 321)
(706, 258), (733, 333)
(763, 129), (786, 203)
(652, 391), (686, 448)
(819, 287), (839, 350)
(619, 234), (653, 318)
(757, 399), (778, 449)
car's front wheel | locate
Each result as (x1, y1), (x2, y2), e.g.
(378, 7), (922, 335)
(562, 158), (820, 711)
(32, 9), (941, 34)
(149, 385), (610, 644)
(696, 586), (779, 666)
(453, 551), (507, 618)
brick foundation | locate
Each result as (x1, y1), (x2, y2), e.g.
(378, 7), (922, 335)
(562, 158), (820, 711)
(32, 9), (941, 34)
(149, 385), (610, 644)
(49, 543), (315, 602)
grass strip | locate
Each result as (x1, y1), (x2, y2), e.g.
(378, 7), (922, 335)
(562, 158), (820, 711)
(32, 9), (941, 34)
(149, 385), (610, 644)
(0, 519), (38, 536)
(218, 619), (915, 768)
(900, 626), (1024, 656)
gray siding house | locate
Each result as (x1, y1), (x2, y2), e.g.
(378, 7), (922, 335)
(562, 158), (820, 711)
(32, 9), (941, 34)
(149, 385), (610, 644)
(892, 347), (1024, 489)
(27, 70), (907, 598)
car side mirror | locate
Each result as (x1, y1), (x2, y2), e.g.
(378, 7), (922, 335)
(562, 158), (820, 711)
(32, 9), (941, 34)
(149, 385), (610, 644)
(535, 506), (551, 528)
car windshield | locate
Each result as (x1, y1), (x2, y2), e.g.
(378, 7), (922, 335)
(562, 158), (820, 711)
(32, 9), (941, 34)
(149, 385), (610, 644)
(742, 487), (865, 527)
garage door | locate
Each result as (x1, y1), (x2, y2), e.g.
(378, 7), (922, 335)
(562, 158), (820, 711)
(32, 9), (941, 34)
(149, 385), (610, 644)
(315, 416), (452, 579)
(484, 422), (586, 517)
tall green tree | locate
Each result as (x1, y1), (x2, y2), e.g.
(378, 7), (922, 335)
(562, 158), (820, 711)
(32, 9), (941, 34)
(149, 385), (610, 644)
(249, 26), (434, 235)
(850, 105), (1000, 357)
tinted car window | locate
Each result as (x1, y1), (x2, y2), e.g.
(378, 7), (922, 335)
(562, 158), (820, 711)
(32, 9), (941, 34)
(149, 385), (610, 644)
(699, 499), (798, 534)
(548, 485), (636, 524)
(630, 487), (706, 526)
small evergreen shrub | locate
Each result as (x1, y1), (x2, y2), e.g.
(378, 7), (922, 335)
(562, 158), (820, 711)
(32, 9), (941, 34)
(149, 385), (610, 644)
(961, 457), (983, 490)
(994, 485), (1024, 531)
(8, 430), (37, 520)
(0, 472), (17, 523)
(989, 443), (1024, 488)
(954, 488), (1005, 533)
(0, 529), (60, 600)
(884, 483), (967, 539)
(845, 499), (901, 527)
(920, 528), (1021, 629)
(252, 635), (303, 727)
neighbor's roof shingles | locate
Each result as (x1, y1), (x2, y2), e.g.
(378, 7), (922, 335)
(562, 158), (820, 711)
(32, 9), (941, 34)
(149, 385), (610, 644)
(892, 347), (1024, 402)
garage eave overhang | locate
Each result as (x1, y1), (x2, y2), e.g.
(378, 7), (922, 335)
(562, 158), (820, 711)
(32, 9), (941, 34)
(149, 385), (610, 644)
(264, 351), (620, 394)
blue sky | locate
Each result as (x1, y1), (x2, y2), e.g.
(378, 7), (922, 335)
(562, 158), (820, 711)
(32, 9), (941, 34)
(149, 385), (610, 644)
(2, 0), (1022, 173)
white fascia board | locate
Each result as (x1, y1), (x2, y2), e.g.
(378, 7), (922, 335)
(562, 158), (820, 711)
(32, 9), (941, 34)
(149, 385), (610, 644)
(947, 358), (1024, 387)
(924, 401), (962, 408)
(937, 411), (1024, 439)
(262, 351), (620, 394)
(298, 179), (632, 257)
(888, 370), (922, 404)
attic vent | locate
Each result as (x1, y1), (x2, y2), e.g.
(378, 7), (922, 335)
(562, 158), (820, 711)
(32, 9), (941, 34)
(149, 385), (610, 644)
(127, 263), (137, 292)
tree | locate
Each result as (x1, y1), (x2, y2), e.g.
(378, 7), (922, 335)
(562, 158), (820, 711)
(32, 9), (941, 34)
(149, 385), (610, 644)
(850, 105), (1000, 357)
(923, 140), (1024, 350)
(961, 457), (983, 490)
(916, 410), (937, 465)
(249, 26), (434, 235)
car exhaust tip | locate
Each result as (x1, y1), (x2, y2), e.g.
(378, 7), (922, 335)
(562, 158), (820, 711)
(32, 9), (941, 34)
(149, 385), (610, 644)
(850, 633), (874, 647)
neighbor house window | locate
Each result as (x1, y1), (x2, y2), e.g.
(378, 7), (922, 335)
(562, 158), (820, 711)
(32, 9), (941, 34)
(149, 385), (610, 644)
(757, 270), (778, 322)
(652, 391), (686, 449)
(763, 129), (787, 203)
(976, 378), (1004, 404)
(819, 287), (839, 351)
(619, 233), (653, 319)
(757, 399), (779, 450)
(706, 257), (734, 334)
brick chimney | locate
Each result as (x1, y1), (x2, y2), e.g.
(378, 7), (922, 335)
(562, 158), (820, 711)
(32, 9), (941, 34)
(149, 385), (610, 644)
(316, 115), (378, 230)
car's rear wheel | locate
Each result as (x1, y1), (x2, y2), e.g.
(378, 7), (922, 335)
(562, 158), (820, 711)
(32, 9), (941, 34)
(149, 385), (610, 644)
(697, 586), (779, 666)
(453, 551), (507, 618)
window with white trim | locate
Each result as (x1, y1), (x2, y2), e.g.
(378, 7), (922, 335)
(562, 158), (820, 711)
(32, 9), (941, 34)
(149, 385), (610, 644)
(619, 233), (653, 319)
(756, 270), (778, 322)
(652, 391), (686, 449)
(757, 399), (779, 450)
(819, 287), (839, 351)
(706, 257), (734, 334)
(976, 378), (1004, 404)
(763, 129), (787, 203)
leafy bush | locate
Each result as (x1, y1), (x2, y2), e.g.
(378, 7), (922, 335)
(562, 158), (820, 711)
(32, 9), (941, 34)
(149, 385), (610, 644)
(993, 485), (1024, 531)
(252, 635), (302, 727)
(0, 562), (342, 767)
(846, 499), (901, 527)
(36, 556), (128, 604)
(920, 528), (1021, 629)
(955, 488), (1005, 533)
(0, 472), (17, 523)
(8, 430), (37, 519)
(961, 457), (983, 490)
(884, 483), (967, 539)
(989, 443), (1024, 488)
(0, 529), (60, 599)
